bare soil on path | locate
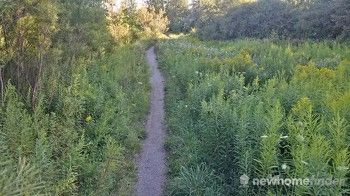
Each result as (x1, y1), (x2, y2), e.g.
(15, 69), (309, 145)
(135, 47), (167, 196)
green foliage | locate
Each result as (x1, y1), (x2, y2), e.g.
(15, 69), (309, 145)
(108, 5), (169, 44)
(168, 164), (225, 196)
(159, 37), (350, 195)
(3, 83), (34, 158)
(0, 45), (150, 195)
(167, 0), (350, 40)
(0, 157), (45, 195)
(165, 0), (191, 32)
(259, 101), (284, 177)
(136, 7), (169, 38)
(146, 0), (166, 11)
(0, 0), (151, 194)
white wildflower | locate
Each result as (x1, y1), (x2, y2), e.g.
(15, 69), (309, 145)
(281, 163), (288, 170)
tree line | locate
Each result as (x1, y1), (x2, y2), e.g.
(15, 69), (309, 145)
(0, 0), (168, 104)
(146, 0), (350, 40)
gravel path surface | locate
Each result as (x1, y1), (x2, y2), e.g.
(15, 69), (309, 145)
(135, 47), (167, 196)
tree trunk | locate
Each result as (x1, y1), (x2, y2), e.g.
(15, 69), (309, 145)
(0, 67), (4, 106)
(32, 52), (43, 107)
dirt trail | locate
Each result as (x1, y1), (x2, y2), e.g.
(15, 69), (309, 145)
(136, 47), (167, 196)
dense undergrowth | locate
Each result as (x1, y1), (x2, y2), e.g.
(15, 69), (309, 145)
(0, 45), (150, 195)
(158, 36), (350, 195)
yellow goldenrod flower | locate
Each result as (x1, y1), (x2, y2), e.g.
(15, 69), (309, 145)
(85, 115), (93, 123)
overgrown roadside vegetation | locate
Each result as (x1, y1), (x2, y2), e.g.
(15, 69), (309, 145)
(0, 0), (171, 194)
(0, 45), (150, 195)
(1, 0), (350, 195)
(158, 36), (350, 195)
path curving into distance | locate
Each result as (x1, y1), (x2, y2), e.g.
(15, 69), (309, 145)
(136, 47), (167, 196)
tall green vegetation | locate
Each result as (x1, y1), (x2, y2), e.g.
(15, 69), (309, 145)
(0, 0), (166, 194)
(0, 45), (150, 195)
(159, 36), (350, 195)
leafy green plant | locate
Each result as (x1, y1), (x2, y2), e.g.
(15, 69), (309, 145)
(168, 163), (225, 196)
(159, 37), (350, 195)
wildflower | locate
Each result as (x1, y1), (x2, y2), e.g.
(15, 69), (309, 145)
(261, 135), (268, 139)
(185, 105), (188, 108)
(281, 163), (288, 170)
(195, 71), (199, 74)
(85, 115), (93, 123)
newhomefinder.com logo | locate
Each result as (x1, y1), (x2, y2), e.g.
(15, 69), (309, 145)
(240, 174), (346, 187)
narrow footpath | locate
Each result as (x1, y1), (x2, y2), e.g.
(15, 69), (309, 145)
(136, 47), (167, 196)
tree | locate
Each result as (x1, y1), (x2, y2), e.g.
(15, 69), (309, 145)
(0, 25), (6, 105)
(146, 0), (165, 10)
(297, 0), (337, 39)
(0, 0), (58, 103)
(124, 0), (138, 11)
(332, 0), (350, 39)
(166, 0), (190, 32)
(179, 0), (348, 40)
(108, 4), (135, 44)
(136, 6), (169, 38)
